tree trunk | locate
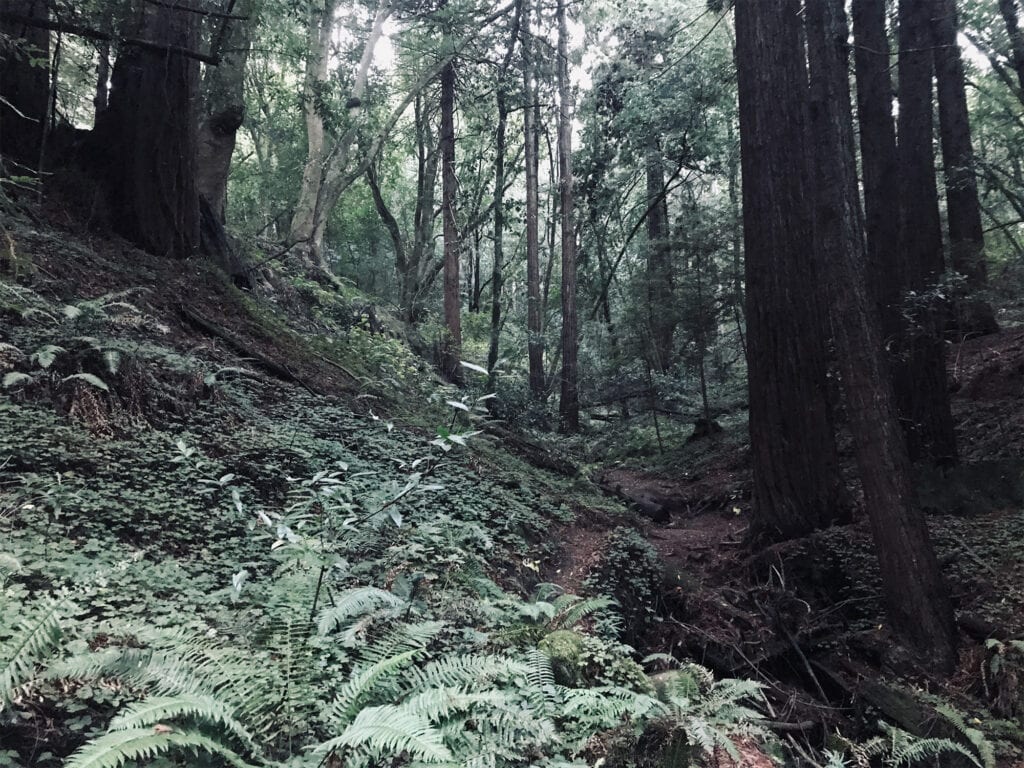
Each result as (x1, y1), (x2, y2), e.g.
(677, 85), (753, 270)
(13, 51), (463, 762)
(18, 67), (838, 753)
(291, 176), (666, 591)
(805, 0), (958, 672)
(488, 3), (521, 390)
(440, 58), (463, 384)
(895, 0), (958, 464)
(999, 0), (1024, 95)
(556, 0), (579, 433)
(734, 0), (848, 540)
(522, 0), (545, 399)
(196, 0), (256, 223)
(0, 0), (50, 169)
(646, 140), (675, 372)
(852, 0), (902, 348)
(932, 0), (997, 335)
(96, 1), (199, 259)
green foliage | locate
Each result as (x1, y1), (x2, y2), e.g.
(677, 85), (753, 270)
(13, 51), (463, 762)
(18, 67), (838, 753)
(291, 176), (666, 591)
(584, 527), (664, 641)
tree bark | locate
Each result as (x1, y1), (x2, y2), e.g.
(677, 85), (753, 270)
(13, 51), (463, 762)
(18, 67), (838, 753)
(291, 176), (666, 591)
(998, 0), (1024, 95)
(196, 0), (255, 223)
(852, 0), (902, 348)
(895, 0), (958, 464)
(440, 58), (462, 384)
(522, 0), (545, 399)
(0, 0), (51, 169)
(805, 0), (958, 672)
(96, 0), (199, 259)
(932, 0), (997, 334)
(646, 139), (675, 372)
(556, 0), (579, 432)
(734, 0), (848, 540)
(487, 2), (521, 390)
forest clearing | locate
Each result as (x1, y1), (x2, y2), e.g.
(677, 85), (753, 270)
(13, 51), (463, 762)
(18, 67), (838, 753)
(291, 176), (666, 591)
(3, 0), (1024, 766)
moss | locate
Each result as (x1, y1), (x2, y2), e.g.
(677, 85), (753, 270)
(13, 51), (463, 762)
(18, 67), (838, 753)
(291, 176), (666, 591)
(539, 629), (585, 685)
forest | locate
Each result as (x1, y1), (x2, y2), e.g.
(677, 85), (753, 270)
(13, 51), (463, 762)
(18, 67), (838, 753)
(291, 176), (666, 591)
(2, 0), (1024, 765)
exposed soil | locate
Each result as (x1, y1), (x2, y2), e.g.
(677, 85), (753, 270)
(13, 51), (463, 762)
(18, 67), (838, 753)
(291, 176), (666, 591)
(551, 326), (1024, 759)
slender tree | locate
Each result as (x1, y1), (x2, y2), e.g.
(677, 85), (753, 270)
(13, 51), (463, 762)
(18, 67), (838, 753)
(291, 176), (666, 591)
(440, 56), (463, 383)
(522, 0), (545, 398)
(556, 0), (579, 431)
(932, 0), (997, 334)
(487, 2), (522, 390)
(852, 0), (902, 345)
(894, 0), (958, 464)
(734, 0), (847, 540)
(805, 0), (958, 671)
(998, 0), (1024, 94)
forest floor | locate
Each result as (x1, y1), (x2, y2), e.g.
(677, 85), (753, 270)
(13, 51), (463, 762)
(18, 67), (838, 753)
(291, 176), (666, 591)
(551, 326), (1024, 761)
(3, 208), (1024, 765)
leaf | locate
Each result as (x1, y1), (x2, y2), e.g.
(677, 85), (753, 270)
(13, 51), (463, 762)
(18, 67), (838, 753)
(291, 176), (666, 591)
(33, 345), (66, 369)
(445, 400), (471, 412)
(62, 305), (83, 320)
(459, 361), (489, 375)
(103, 350), (122, 375)
(2, 372), (33, 388)
(62, 373), (110, 392)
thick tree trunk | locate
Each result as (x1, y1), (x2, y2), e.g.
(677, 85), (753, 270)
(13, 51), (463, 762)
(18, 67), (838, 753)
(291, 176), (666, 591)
(440, 59), (463, 384)
(734, 0), (848, 540)
(852, 0), (902, 347)
(895, 0), (958, 464)
(0, 0), (50, 169)
(646, 140), (675, 372)
(556, 0), (579, 432)
(806, 0), (958, 672)
(932, 0), (998, 335)
(97, 1), (199, 259)
(522, 0), (545, 399)
(999, 0), (1024, 94)
(196, 0), (255, 223)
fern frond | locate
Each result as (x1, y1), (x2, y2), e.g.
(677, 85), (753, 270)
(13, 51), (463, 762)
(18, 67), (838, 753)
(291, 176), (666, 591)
(108, 694), (255, 748)
(935, 703), (995, 768)
(402, 687), (511, 722)
(881, 723), (982, 768)
(355, 621), (443, 667)
(64, 727), (255, 768)
(318, 587), (407, 636)
(551, 596), (615, 630)
(326, 649), (420, 726)
(317, 704), (453, 763)
(0, 597), (64, 708)
(406, 654), (524, 690)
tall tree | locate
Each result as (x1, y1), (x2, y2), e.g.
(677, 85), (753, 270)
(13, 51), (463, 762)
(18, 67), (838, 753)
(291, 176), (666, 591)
(196, 0), (257, 223)
(556, 0), (579, 432)
(522, 0), (545, 398)
(440, 56), (463, 383)
(0, 0), (51, 169)
(851, 0), (902, 345)
(894, 0), (958, 464)
(932, 0), (997, 333)
(805, 0), (958, 670)
(487, 2), (522, 390)
(734, 0), (847, 540)
(94, 1), (200, 259)
(998, 0), (1024, 94)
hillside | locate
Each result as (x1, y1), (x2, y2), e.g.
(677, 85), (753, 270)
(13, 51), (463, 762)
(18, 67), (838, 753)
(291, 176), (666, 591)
(3, 209), (1024, 768)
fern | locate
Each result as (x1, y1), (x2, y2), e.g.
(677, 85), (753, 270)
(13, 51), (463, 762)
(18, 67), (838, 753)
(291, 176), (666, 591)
(0, 596), (65, 708)
(880, 723), (983, 768)
(317, 586), (407, 636)
(317, 704), (453, 763)
(935, 703), (996, 768)
(325, 648), (420, 725)
(405, 653), (524, 690)
(63, 727), (255, 768)
(108, 694), (255, 748)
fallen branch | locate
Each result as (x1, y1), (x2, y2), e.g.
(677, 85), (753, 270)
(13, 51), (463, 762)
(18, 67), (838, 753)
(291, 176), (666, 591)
(178, 303), (323, 396)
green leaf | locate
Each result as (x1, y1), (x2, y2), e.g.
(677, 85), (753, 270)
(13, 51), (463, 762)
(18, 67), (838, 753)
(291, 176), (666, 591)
(2, 372), (32, 389)
(459, 361), (489, 375)
(32, 344), (66, 369)
(62, 373), (110, 392)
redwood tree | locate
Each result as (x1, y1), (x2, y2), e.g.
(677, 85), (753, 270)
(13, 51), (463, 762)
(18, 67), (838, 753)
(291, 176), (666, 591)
(522, 0), (545, 399)
(440, 57), (463, 384)
(0, 0), (50, 169)
(806, 0), (958, 670)
(556, 0), (579, 432)
(894, 0), (958, 464)
(932, 0), (997, 334)
(734, 0), (847, 540)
